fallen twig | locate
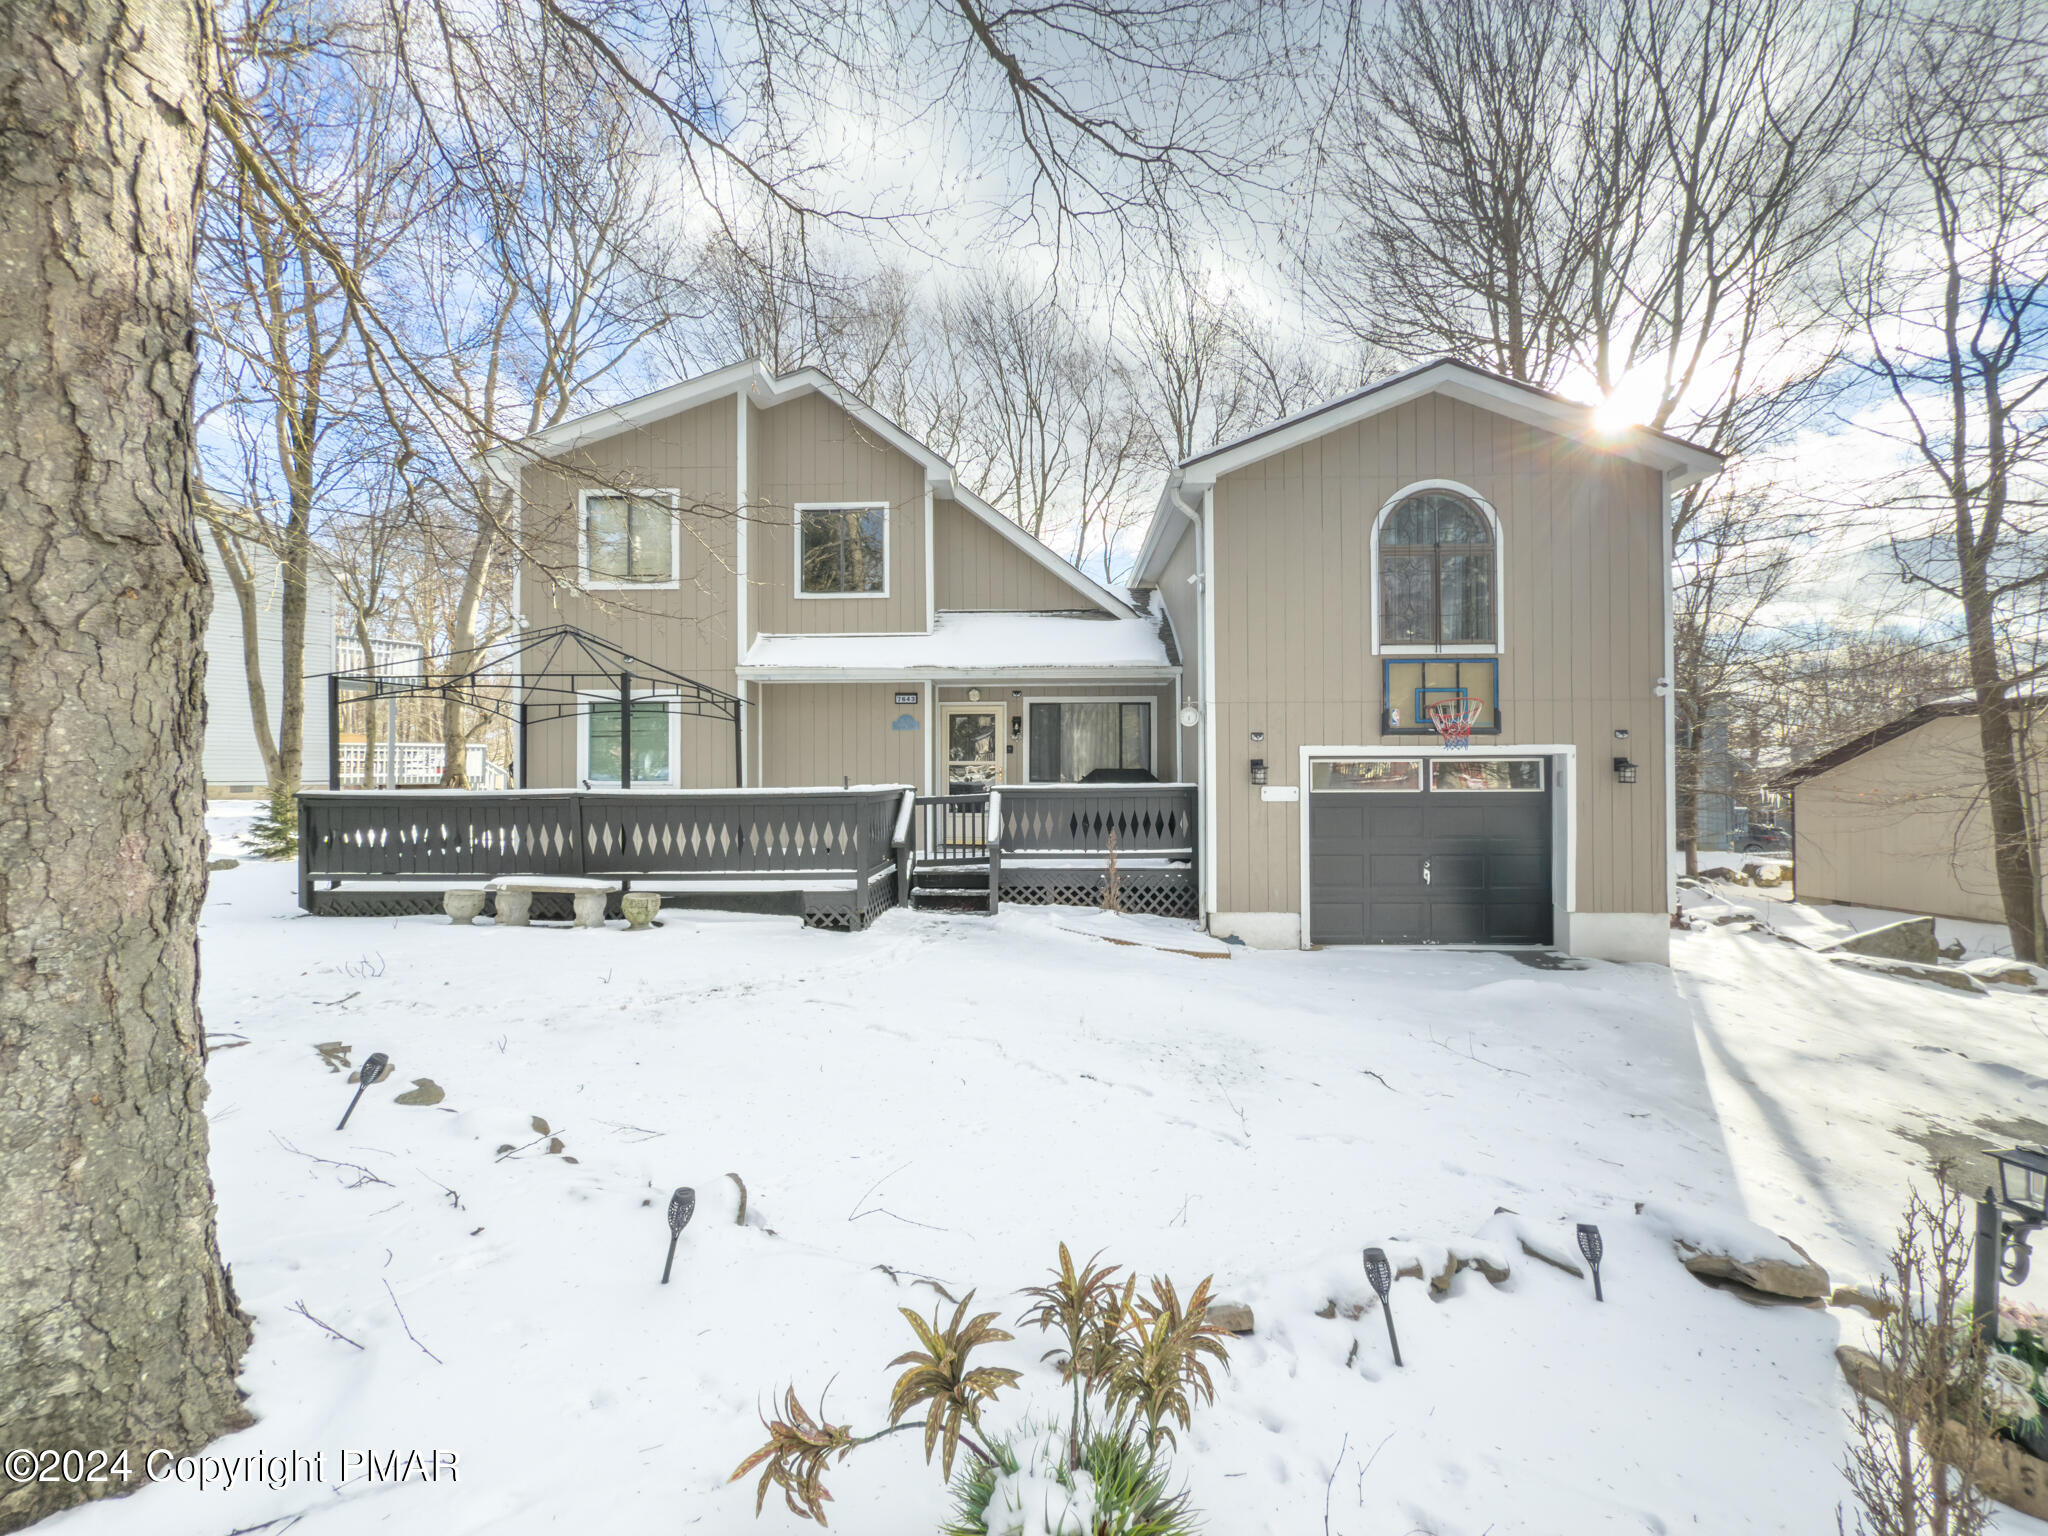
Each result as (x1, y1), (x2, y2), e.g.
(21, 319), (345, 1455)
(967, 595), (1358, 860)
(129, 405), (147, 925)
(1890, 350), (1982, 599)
(383, 1280), (443, 1364)
(273, 1133), (393, 1189)
(289, 1301), (363, 1350)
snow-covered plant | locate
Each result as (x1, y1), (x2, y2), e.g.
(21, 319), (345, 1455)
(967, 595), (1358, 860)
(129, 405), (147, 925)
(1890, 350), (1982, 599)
(943, 1422), (1195, 1536)
(731, 1291), (1019, 1524)
(731, 1248), (1231, 1529)
(245, 782), (298, 860)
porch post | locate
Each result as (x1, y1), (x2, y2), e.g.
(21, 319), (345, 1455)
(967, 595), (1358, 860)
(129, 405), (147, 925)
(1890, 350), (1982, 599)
(619, 670), (632, 790)
(517, 699), (529, 789)
(327, 673), (341, 790)
(733, 697), (743, 788)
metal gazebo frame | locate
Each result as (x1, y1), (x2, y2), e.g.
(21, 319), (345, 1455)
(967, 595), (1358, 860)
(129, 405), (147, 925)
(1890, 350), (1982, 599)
(323, 624), (748, 790)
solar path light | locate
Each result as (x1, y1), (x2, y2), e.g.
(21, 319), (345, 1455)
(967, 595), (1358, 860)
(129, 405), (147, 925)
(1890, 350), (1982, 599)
(336, 1052), (388, 1131)
(1361, 1247), (1401, 1367)
(1973, 1146), (2048, 1346)
(1576, 1223), (1605, 1301)
(661, 1187), (697, 1285)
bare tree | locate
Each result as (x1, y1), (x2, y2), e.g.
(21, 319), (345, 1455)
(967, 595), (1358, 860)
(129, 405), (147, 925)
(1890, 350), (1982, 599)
(7, 0), (1333, 1511)
(195, 4), (426, 794)
(1840, 0), (2048, 958)
(1312, 0), (1886, 877)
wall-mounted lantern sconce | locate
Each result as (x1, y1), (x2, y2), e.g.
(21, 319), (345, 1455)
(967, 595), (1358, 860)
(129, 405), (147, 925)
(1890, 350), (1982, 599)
(1250, 758), (1268, 785)
(1613, 757), (1638, 784)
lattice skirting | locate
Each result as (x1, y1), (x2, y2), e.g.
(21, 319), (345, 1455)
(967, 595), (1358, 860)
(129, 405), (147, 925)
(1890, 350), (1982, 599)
(309, 882), (901, 929)
(998, 867), (1197, 919)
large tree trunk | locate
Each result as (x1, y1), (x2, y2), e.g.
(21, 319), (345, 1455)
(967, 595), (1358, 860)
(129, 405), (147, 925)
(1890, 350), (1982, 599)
(1960, 561), (2042, 964)
(0, 0), (253, 1528)
(438, 523), (496, 788)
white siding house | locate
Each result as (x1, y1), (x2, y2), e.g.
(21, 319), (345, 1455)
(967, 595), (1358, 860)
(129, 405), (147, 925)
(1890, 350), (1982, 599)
(201, 534), (335, 794)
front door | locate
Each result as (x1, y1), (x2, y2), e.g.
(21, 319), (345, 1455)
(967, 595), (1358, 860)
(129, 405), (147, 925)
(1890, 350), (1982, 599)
(942, 708), (1003, 794)
(1308, 755), (1553, 945)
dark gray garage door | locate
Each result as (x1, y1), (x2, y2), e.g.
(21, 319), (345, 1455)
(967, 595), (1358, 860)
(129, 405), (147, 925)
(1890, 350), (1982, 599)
(1309, 756), (1553, 945)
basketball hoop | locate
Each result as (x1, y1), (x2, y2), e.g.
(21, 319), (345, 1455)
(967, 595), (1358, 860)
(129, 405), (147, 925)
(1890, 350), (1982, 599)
(1426, 698), (1483, 750)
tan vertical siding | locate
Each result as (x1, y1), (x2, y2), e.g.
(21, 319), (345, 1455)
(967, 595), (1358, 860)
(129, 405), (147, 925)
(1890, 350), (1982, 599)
(517, 396), (741, 788)
(1152, 525), (1200, 779)
(749, 393), (929, 636)
(1793, 713), (2042, 925)
(757, 683), (923, 788)
(931, 499), (1103, 611)
(1208, 394), (1668, 917)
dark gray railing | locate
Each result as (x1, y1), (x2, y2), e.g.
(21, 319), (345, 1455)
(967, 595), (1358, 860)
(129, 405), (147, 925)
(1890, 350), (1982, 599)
(995, 783), (1197, 856)
(912, 794), (990, 865)
(298, 787), (907, 910)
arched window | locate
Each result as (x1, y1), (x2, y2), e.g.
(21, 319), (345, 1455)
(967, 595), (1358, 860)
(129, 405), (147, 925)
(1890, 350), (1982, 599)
(1378, 490), (1495, 646)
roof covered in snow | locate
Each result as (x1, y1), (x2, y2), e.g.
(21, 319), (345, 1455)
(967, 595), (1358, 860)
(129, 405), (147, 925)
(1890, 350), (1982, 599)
(738, 609), (1174, 679)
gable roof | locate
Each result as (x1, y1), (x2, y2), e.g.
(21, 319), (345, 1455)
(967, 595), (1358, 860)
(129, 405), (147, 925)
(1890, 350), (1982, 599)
(1133, 357), (1726, 585)
(482, 361), (1133, 619)
(1774, 701), (1980, 788)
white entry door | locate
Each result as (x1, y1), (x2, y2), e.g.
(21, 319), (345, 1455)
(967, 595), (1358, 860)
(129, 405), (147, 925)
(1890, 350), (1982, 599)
(942, 707), (1003, 793)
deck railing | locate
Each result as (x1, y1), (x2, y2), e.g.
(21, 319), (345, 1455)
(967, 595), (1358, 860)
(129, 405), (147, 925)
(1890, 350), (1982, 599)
(297, 781), (1200, 926)
(297, 786), (910, 927)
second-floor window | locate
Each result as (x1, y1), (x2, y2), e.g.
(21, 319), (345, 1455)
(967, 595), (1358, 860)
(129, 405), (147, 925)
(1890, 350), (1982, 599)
(583, 490), (677, 586)
(1378, 489), (1495, 647)
(798, 504), (887, 596)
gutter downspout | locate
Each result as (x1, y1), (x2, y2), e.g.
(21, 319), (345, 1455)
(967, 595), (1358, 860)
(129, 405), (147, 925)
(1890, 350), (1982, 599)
(1661, 468), (1678, 918)
(736, 395), (751, 787)
(1181, 485), (1219, 929)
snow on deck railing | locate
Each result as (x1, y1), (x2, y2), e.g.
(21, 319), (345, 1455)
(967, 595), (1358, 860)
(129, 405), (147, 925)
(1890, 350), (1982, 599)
(892, 788), (916, 849)
(299, 784), (915, 797)
(987, 787), (1002, 843)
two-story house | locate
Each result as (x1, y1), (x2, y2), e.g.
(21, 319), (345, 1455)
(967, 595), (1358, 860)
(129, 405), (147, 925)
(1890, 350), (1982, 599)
(486, 356), (1720, 963)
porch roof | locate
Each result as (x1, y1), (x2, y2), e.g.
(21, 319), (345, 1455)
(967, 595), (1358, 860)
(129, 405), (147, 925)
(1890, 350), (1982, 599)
(738, 609), (1173, 681)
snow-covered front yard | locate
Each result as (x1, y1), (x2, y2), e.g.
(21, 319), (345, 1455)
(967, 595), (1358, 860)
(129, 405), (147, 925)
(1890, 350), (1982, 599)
(43, 820), (2048, 1536)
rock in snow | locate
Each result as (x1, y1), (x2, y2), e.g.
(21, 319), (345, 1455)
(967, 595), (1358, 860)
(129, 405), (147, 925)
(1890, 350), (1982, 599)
(1820, 915), (1939, 964)
(1637, 1202), (1830, 1301)
(1208, 1300), (1255, 1335)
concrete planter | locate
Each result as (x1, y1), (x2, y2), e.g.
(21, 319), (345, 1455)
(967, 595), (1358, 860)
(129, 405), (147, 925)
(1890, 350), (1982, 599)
(443, 890), (487, 925)
(620, 892), (661, 931)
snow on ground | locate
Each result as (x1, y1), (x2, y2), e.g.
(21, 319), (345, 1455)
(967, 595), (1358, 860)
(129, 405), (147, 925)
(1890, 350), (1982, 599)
(41, 827), (2048, 1536)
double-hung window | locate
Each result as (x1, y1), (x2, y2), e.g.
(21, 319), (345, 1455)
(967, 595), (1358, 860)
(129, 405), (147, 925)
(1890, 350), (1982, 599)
(582, 490), (678, 587)
(797, 504), (887, 596)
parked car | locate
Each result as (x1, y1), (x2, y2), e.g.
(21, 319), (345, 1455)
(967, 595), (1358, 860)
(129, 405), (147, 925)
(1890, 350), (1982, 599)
(1741, 822), (1791, 855)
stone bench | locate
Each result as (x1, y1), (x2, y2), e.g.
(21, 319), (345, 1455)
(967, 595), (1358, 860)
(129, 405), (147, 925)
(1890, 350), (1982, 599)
(472, 876), (623, 928)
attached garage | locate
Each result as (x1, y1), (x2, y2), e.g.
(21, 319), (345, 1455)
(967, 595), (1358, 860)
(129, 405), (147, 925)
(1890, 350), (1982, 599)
(1307, 755), (1554, 945)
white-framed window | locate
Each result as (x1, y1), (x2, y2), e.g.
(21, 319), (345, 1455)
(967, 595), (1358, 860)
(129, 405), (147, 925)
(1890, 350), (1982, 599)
(795, 502), (889, 598)
(1429, 757), (1545, 792)
(576, 694), (680, 788)
(1371, 480), (1503, 654)
(579, 488), (681, 590)
(1025, 699), (1154, 782)
(1310, 758), (1423, 792)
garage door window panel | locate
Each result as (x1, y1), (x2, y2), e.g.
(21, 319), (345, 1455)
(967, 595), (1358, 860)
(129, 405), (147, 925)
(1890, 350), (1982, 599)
(1311, 759), (1423, 792)
(1430, 758), (1544, 792)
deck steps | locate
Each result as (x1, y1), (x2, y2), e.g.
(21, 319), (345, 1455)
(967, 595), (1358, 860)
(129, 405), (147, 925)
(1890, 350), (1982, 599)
(909, 864), (994, 914)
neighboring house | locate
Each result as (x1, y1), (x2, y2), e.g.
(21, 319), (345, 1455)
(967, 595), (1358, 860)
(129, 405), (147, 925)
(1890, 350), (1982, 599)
(200, 533), (334, 796)
(1776, 701), (2045, 926)
(486, 356), (1719, 962)
(1133, 358), (1721, 963)
(329, 635), (510, 788)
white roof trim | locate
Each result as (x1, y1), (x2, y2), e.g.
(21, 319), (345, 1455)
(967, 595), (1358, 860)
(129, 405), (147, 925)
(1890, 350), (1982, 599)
(1132, 359), (1727, 584)
(479, 360), (957, 493)
(483, 361), (1132, 618)
(946, 485), (1136, 619)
